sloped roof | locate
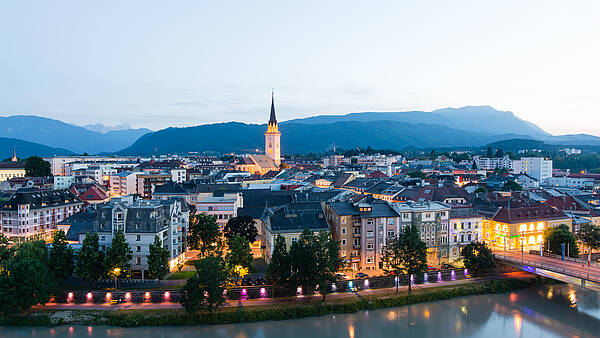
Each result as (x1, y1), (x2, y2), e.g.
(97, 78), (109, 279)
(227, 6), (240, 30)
(1, 189), (81, 210)
(268, 201), (328, 233)
(491, 204), (568, 224)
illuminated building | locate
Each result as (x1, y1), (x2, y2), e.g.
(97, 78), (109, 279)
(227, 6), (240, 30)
(483, 204), (572, 251)
(264, 91), (281, 166)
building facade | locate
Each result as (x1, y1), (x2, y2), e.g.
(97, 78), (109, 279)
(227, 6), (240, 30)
(264, 92), (281, 166)
(1, 189), (83, 242)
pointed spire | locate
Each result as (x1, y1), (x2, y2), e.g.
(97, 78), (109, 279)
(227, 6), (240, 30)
(11, 147), (17, 162)
(269, 89), (277, 125)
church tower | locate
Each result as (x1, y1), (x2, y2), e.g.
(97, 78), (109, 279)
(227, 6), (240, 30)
(265, 91), (281, 166)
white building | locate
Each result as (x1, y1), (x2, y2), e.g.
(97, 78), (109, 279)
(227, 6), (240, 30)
(109, 171), (139, 197)
(545, 176), (594, 189)
(195, 194), (243, 227)
(513, 157), (553, 183)
(1, 189), (83, 242)
(65, 195), (189, 279)
(44, 156), (135, 176)
(473, 155), (513, 171)
(449, 207), (483, 259)
(54, 175), (76, 190)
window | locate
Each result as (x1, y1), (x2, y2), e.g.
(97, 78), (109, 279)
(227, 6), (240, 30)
(353, 238), (359, 245)
(366, 243), (374, 250)
(366, 219), (374, 225)
(136, 235), (141, 241)
(341, 217), (347, 224)
(387, 230), (394, 237)
(136, 246), (141, 252)
(341, 227), (347, 235)
(366, 257), (374, 264)
(101, 235), (106, 241)
(388, 218), (394, 225)
(341, 239), (347, 246)
(341, 250), (346, 257)
(354, 227), (360, 235)
(136, 257), (141, 265)
(291, 237), (298, 243)
(366, 230), (374, 238)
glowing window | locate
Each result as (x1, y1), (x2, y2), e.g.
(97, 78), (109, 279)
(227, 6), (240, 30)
(502, 225), (508, 232)
(529, 223), (535, 231)
(537, 222), (544, 231)
(529, 236), (535, 245)
(537, 235), (543, 243)
(519, 224), (527, 232)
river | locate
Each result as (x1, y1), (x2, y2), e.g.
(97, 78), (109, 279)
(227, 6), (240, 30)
(2, 284), (599, 337)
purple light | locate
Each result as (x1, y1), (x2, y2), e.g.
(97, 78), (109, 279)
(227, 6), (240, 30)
(297, 286), (303, 295)
(332, 283), (337, 292)
(423, 273), (428, 282)
(395, 276), (399, 285)
(410, 274), (414, 284)
(464, 268), (469, 276)
(437, 271), (442, 282)
(364, 279), (369, 288)
(241, 288), (247, 296)
(259, 288), (266, 298)
(451, 270), (456, 281)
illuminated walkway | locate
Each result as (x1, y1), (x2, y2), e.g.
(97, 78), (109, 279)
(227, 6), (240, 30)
(36, 272), (531, 311)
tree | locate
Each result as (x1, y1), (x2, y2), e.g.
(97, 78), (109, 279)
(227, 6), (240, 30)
(502, 180), (522, 191)
(543, 224), (579, 257)
(48, 230), (74, 281)
(461, 242), (496, 276)
(486, 146), (493, 158)
(75, 233), (106, 286)
(398, 225), (428, 292)
(24, 156), (51, 177)
(266, 234), (291, 285)
(407, 171), (427, 179)
(188, 213), (223, 258)
(181, 255), (227, 314)
(495, 148), (504, 158)
(148, 235), (170, 285)
(314, 232), (342, 302)
(224, 216), (258, 244)
(474, 186), (487, 194)
(289, 229), (319, 295)
(225, 235), (253, 284)
(382, 235), (404, 292)
(576, 223), (600, 259)
(105, 230), (133, 278)
(0, 234), (12, 265)
(0, 241), (55, 314)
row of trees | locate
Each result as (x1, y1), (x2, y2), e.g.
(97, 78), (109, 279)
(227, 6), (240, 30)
(0, 228), (173, 315)
(181, 214), (256, 314)
(266, 229), (342, 302)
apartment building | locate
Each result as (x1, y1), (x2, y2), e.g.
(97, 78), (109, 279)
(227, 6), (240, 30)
(513, 157), (553, 183)
(63, 195), (189, 279)
(44, 156), (135, 176)
(0, 162), (26, 182)
(324, 197), (399, 274)
(392, 201), (451, 265)
(0, 189), (83, 242)
(473, 155), (513, 171)
(449, 207), (483, 259)
(195, 194), (243, 227)
(109, 171), (139, 197)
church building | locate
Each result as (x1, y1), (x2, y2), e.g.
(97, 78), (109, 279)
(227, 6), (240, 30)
(235, 93), (282, 175)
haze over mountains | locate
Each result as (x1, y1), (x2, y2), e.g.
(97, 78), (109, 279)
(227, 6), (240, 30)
(1, 106), (599, 158)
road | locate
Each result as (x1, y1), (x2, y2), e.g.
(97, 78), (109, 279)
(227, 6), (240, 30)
(37, 272), (531, 311)
(494, 249), (600, 282)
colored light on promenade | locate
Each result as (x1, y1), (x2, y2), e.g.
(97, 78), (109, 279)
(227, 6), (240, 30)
(164, 291), (170, 300)
(86, 292), (93, 301)
(125, 292), (131, 301)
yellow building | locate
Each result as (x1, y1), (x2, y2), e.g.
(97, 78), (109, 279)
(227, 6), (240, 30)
(0, 163), (26, 182)
(483, 204), (572, 251)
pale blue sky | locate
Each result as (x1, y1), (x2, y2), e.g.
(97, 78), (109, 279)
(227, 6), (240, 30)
(1, 1), (599, 135)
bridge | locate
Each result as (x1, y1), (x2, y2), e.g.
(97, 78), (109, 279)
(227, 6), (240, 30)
(494, 250), (600, 292)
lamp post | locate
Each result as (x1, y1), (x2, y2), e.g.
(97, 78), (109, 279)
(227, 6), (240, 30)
(521, 231), (524, 263)
(113, 267), (121, 291)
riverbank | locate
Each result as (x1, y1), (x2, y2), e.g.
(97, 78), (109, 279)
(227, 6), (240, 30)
(0, 275), (548, 327)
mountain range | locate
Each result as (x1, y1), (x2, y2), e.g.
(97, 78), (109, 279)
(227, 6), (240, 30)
(1, 106), (599, 156)
(0, 116), (151, 154)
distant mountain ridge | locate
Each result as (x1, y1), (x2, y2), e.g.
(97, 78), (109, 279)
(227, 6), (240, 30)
(0, 137), (73, 159)
(118, 105), (600, 155)
(0, 115), (151, 154)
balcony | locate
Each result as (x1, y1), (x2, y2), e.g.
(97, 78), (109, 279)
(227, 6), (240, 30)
(353, 232), (361, 238)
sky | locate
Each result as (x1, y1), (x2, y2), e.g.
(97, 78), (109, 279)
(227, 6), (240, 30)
(1, 1), (599, 135)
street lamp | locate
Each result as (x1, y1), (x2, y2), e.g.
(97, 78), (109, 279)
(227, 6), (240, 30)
(112, 267), (121, 291)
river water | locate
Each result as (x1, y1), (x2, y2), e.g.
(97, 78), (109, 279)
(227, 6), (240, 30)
(2, 284), (599, 338)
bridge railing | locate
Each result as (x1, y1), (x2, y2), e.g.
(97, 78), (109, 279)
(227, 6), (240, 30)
(495, 254), (600, 283)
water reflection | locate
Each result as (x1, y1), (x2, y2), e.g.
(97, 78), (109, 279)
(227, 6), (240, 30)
(1, 285), (600, 338)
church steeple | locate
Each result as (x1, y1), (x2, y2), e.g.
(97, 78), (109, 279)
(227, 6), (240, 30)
(11, 147), (17, 162)
(265, 90), (281, 165)
(267, 90), (278, 132)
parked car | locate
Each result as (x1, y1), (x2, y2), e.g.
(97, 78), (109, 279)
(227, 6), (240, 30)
(441, 264), (455, 270)
(427, 266), (439, 271)
(356, 272), (369, 279)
